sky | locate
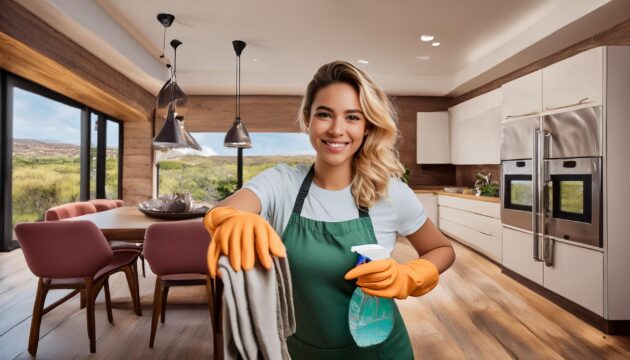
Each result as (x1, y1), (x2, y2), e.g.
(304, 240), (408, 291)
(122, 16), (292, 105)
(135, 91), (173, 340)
(11, 86), (316, 156)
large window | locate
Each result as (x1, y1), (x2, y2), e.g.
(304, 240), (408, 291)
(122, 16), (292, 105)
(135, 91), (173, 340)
(157, 133), (315, 203)
(0, 72), (123, 251)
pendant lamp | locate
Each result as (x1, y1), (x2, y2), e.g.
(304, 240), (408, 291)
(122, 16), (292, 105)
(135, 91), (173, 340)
(224, 40), (252, 189)
(152, 15), (200, 150)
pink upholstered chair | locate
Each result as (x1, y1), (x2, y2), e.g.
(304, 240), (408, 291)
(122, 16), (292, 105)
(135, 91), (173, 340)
(14, 221), (142, 355)
(88, 199), (119, 212)
(114, 199), (124, 207)
(48, 200), (146, 278)
(45, 202), (97, 221)
(144, 221), (218, 354)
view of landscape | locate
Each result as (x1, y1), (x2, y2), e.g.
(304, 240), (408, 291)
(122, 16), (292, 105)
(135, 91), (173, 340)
(158, 155), (315, 204)
(11, 139), (119, 225)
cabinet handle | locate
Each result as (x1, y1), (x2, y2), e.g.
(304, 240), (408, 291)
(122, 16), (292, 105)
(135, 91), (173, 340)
(478, 230), (493, 236)
(544, 98), (592, 112)
(505, 111), (539, 119)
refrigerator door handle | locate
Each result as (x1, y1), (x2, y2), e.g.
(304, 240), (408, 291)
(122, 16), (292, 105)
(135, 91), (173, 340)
(532, 127), (541, 261)
(544, 237), (555, 267)
(542, 131), (553, 266)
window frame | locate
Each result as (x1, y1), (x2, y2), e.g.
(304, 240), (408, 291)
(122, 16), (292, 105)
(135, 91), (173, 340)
(0, 71), (123, 251)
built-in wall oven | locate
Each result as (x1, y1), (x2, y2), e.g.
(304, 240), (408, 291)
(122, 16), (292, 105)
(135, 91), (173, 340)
(501, 106), (603, 264)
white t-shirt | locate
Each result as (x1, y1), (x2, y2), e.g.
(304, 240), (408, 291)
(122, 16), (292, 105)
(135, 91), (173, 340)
(243, 163), (426, 254)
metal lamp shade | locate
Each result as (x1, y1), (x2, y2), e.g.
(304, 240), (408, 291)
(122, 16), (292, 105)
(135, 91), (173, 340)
(177, 117), (202, 151)
(155, 80), (187, 121)
(224, 117), (252, 148)
(153, 111), (188, 149)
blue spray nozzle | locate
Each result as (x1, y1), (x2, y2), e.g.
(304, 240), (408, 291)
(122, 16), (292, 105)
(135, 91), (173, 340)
(356, 254), (370, 266)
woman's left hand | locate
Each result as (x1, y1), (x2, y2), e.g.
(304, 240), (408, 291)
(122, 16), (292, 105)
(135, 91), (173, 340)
(344, 258), (439, 299)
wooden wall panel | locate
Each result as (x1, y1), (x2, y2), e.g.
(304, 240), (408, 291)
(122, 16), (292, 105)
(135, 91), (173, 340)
(452, 18), (630, 106)
(123, 121), (153, 204)
(182, 95), (303, 132)
(0, 0), (154, 121)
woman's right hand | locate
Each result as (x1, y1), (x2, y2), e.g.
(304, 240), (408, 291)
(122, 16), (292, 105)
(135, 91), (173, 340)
(204, 207), (286, 278)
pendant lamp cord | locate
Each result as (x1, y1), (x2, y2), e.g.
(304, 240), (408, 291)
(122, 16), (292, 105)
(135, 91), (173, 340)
(161, 28), (166, 58)
(235, 53), (240, 118)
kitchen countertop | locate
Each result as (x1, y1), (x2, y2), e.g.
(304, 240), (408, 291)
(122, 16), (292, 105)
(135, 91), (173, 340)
(413, 189), (500, 203)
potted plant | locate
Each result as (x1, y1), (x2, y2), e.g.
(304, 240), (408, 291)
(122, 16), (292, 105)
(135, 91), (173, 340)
(474, 172), (499, 197)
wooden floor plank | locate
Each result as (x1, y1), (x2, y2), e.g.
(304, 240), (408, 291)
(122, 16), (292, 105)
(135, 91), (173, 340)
(1, 237), (629, 359)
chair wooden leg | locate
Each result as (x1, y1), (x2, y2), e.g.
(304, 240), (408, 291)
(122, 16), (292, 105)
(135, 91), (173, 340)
(149, 277), (163, 348)
(131, 260), (142, 314)
(28, 278), (48, 356)
(104, 278), (113, 323)
(85, 277), (96, 353)
(205, 277), (222, 360)
(80, 289), (86, 309)
(123, 266), (142, 316)
(160, 286), (169, 324)
(140, 253), (146, 277)
(211, 278), (223, 360)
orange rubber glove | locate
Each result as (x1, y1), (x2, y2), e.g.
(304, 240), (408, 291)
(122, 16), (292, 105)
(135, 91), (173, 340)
(204, 207), (286, 278)
(344, 258), (439, 299)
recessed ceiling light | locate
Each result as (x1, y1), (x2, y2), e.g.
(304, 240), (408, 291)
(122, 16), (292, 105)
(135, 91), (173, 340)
(358, 59), (369, 64)
(420, 35), (434, 42)
(432, 42), (441, 47)
(416, 55), (430, 61)
(252, 58), (259, 62)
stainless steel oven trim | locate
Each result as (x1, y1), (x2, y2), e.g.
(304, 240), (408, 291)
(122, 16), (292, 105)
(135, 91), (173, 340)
(544, 157), (602, 248)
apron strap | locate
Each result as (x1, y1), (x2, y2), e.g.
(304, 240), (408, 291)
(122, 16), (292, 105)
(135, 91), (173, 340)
(292, 164), (370, 217)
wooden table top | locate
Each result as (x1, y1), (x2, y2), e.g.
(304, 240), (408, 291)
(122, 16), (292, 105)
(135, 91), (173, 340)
(65, 206), (202, 241)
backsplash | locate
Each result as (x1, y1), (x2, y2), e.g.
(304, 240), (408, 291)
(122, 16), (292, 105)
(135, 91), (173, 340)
(455, 165), (501, 189)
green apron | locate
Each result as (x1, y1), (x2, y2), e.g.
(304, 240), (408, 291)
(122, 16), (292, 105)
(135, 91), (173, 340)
(283, 166), (414, 359)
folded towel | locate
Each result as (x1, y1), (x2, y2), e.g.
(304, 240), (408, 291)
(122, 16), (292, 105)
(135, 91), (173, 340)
(219, 256), (296, 360)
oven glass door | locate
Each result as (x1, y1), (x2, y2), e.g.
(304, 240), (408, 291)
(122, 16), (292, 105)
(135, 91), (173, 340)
(550, 174), (592, 223)
(504, 174), (533, 212)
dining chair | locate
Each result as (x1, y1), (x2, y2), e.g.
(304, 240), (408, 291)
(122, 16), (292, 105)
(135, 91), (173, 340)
(114, 199), (125, 207)
(88, 199), (119, 212)
(14, 221), (143, 355)
(144, 221), (220, 358)
(47, 201), (147, 278)
(45, 201), (97, 221)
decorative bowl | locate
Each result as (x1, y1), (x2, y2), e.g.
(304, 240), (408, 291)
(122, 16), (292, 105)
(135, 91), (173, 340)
(137, 194), (209, 220)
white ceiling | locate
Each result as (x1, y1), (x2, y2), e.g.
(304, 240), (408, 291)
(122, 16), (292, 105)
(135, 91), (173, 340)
(15, 0), (630, 97)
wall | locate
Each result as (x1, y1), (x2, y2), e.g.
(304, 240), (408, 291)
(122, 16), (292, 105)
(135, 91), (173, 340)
(169, 95), (455, 187)
(0, 0), (155, 204)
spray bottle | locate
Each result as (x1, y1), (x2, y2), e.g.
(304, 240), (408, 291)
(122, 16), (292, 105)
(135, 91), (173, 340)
(348, 244), (395, 347)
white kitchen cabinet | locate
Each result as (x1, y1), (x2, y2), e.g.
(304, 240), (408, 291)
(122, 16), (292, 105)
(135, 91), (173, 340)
(502, 226), (543, 285)
(502, 70), (542, 119)
(449, 89), (502, 165)
(544, 240), (604, 315)
(415, 193), (437, 226)
(437, 194), (501, 261)
(543, 47), (604, 111)
(416, 112), (449, 164)
(501, 226), (604, 315)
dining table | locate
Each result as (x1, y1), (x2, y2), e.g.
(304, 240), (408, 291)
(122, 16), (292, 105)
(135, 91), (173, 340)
(63, 205), (203, 242)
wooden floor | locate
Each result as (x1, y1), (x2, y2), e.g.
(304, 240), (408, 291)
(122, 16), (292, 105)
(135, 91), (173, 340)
(1, 238), (629, 359)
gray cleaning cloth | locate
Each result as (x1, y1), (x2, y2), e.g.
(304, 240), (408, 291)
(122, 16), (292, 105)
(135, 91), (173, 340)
(219, 256), (296, 360)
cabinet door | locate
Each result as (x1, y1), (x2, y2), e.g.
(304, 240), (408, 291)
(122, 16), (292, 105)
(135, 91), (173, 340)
(502, 70), (542, 119)
(417, 112), (449, 164)
(450, 118), (476, 165)
(543, 47), (604, 111)
(502, 226), (543, 285)
(543, 240), (604, 316)
(415, 193), (437, 226)
(474, 107), (502, 164)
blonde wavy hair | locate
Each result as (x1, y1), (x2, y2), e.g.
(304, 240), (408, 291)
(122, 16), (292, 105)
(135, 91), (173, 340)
(298, 61), (405, 208)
